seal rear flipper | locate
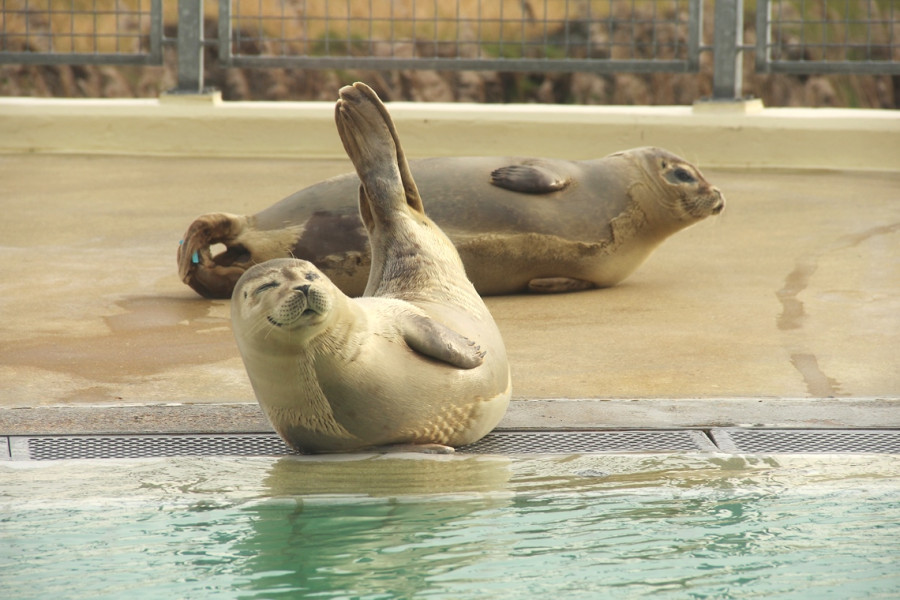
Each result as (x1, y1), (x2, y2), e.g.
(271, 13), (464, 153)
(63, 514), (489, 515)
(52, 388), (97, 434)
(400, 313), (485, 369)
(528, 277), (594, 293)
(362, 443), (455, 454)
(490, 164), (571, 194)
(178, 212), (255, 299)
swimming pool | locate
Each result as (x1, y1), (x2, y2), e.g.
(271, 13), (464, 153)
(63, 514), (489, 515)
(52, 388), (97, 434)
(2, 453), (897, 599)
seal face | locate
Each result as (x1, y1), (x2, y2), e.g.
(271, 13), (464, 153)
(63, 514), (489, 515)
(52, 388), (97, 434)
(231, 83), (511, 454)
(238, 262), (331, 330)
(179, 147), (725, 299)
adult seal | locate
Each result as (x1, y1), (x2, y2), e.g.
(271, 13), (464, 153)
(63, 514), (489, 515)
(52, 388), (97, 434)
(230, 82), (511, 454)
(179, 149), (725, 298)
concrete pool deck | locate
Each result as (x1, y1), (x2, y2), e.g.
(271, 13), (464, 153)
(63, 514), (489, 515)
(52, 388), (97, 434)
(0, 98), (898, 437)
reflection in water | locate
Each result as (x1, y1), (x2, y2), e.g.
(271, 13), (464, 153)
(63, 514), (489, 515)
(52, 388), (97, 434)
(261, 453), (513, 497)
(1, 454), (898, 599)
(237, 498), (506, 598)
(236, 454), (513, 598)
(227, 455), (900, 599)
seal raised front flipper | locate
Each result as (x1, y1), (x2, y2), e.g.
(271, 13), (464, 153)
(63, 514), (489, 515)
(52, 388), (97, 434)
(399, 313), (485, 369)
(489, 162), (571, 194)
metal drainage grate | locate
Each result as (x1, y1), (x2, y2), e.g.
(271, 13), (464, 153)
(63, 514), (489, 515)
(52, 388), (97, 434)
(459, 430), (716, 454)
(5, 429), (898, 460)
(3, 430), (715, 461)
(7, 433), (297, 461)
(710, 429), (900, 454)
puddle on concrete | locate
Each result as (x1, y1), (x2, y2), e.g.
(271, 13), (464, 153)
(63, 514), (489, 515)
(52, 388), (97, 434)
(776, 223), (900, 331)
(0, 296), (236, 384)
(789, 353), (843, 398)
(776, 222), (900, 397)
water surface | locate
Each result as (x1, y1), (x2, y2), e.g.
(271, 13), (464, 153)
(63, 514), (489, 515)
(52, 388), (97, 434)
(2, 453), (898, 599)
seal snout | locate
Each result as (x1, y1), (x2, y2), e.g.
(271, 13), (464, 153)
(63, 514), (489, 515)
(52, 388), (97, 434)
(684, 184), (725, 219)
(709, 187), (726, 215)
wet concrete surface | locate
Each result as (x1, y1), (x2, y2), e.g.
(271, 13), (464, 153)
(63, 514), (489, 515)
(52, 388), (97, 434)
(0, 154), (898, 408)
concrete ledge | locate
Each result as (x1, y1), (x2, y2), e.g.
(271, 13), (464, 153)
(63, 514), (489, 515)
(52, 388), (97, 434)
(1, 97), (898, 170)
(3, 398), (897, 435)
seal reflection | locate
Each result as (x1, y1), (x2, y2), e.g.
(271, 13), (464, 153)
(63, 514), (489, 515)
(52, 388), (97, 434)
(234, 454), (512, 598)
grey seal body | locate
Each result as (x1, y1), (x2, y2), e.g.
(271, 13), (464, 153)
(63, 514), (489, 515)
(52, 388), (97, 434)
(231, 83), (511, 454)
(180, 149), (725, 298)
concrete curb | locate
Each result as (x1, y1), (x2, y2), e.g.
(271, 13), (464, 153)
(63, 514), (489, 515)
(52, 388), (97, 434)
(3, 398), (897, 435)
(1, 97), (898, 170)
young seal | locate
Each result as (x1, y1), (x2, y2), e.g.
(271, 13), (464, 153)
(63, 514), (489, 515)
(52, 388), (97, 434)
(179, 148), (725, 298)
(231, 82), (511, 454)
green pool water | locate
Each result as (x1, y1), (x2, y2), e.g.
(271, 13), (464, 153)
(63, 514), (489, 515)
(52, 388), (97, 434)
(1, 453), (898, 599)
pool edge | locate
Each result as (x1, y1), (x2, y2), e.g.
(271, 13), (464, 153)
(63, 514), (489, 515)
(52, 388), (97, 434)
(2, 398), (897, 436)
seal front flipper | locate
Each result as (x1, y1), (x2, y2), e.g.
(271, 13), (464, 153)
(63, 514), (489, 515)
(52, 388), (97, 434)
(528, 277), (595, 293)
(400, 313), (486, 369)
(490, 164), (571, 194)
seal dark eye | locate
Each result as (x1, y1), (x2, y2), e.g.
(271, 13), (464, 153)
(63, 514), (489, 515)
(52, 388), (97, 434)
(305, 272), (320, 282)
(254, 281), (279, 295)
(673, 168), (695, 183)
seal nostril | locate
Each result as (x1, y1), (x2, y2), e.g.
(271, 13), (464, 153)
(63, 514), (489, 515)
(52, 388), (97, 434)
(293, 284), (311, 295)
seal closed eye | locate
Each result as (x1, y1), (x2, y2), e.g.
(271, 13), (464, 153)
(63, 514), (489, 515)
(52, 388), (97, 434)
(231, 83), (511, 454)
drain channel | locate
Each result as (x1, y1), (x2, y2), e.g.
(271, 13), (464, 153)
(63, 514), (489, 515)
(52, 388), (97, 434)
(2, 429), (898, 460)
(3, 430), (712, 461)
(7, 433), (293, 461)
(458, 430), (714, 454)
(711, 429), (900, 454)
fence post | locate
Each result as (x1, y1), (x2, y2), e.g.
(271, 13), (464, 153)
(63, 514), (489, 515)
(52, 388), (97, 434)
(712, 0), (744, 100)
(174, 0), (205, 93)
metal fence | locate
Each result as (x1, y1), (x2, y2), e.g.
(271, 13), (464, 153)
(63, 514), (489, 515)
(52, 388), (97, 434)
(0, 0), (163, 65)
(756, 0), (899, 75)
(223, 0), (703, 73)
(1, 0), (898, 99)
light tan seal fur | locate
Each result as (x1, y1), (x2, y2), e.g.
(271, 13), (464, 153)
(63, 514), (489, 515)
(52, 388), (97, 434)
(231, 83), (511, 454)
(180, 148), (725, 298)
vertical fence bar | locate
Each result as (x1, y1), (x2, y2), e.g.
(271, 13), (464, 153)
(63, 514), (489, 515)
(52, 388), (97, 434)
(755, 0), (771, 73)
(711, 0), (743, 99)
(218, 0), (231, 65)
(687, 0), (703, 70)
(175, 0), (204, 92)
(150, 0), (163, 62)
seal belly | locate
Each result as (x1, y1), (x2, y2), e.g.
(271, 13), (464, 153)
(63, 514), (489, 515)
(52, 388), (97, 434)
(312, 320), (510, 449)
